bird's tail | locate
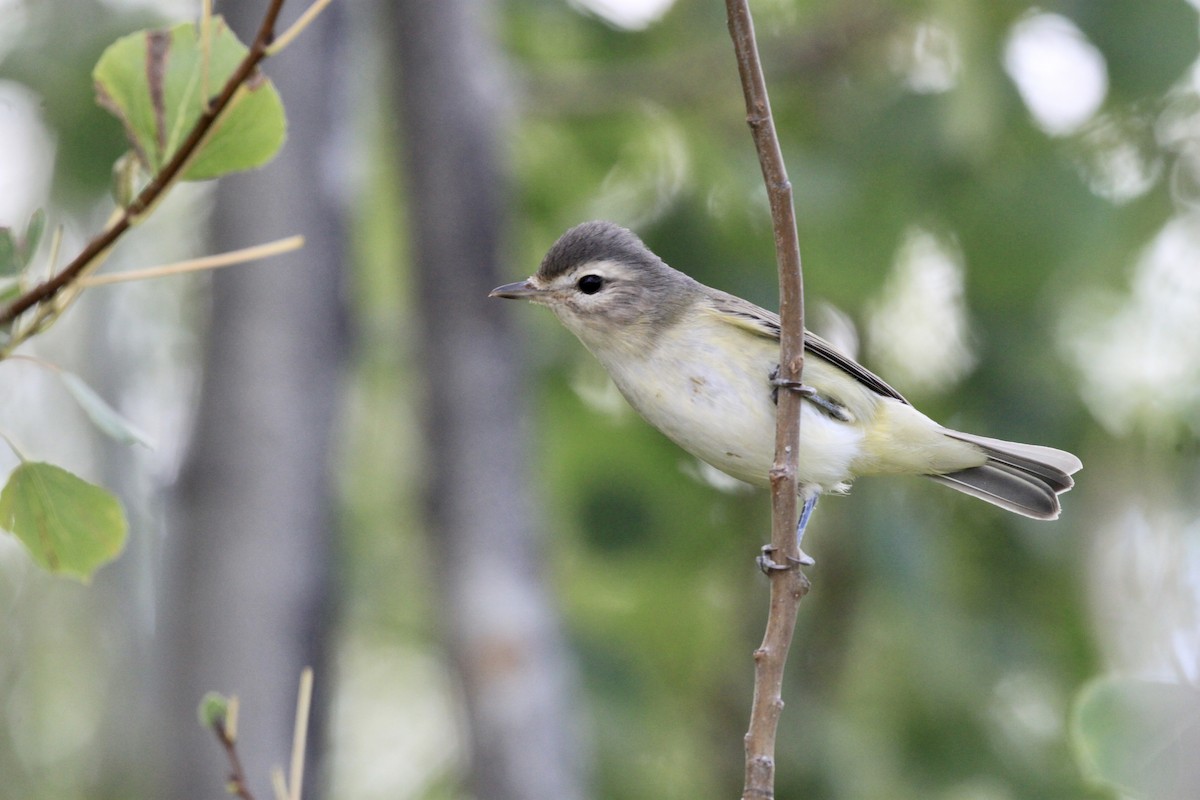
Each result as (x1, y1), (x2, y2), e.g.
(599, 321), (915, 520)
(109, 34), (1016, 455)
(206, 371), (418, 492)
(926, 431), (1082, 520)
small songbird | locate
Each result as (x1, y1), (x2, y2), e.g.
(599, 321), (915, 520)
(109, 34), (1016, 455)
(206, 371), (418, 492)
(491, 221), (1081, 535)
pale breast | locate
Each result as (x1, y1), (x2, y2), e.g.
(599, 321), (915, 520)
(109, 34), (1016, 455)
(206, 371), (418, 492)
(595, 320), (865, 492)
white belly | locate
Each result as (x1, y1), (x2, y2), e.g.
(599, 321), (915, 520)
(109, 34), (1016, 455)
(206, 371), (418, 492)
(592, 324), (864, 492)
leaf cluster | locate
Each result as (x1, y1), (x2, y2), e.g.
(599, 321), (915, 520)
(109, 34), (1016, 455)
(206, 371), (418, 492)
(0, 2), (315, 582)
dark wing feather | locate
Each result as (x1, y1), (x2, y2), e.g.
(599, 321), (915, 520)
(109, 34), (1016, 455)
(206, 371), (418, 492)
(708, 292), (909, 404)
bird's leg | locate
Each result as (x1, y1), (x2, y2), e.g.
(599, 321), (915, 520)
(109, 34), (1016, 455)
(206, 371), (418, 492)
(757, 494), (819, 573)
(769, 365), (814, 405)
(760, 367), (825, 573)
(770, 366), (851, 421)
(795, 493), (818, 560)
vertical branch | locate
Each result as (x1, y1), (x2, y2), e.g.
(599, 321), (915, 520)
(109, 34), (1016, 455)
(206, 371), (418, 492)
(389, 1), (589, 798)
(724, 1), (810, 798)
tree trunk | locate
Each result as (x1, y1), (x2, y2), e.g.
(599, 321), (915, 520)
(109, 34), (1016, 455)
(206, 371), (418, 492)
(158, 2), (349, 798)
(388, 1), (589, 798)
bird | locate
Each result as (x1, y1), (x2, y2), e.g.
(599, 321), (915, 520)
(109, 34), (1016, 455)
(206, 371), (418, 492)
(491, 220), (1081, 547)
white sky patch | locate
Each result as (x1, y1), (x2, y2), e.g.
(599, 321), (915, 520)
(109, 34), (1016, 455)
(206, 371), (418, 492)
(989, 670), (1064, 750)
(1157, 80), (1200, 210)
(99, 0), (193, 15)
(890, 20), (961, 94)
(0, 81), (55, 229)
(1074, 112), (1163, 204)
(1004, 12), (1108, 137)
(571, 0), (677, 31)
(1168, 147), (1200, 211)
(329, 638), (463, 799)
(1062, 214), (1200, 441)
(0, 0), (28, 62)
(867, 227), (975, 395)
(571, 0), (676, 30)
(1088, 502), (1200, 682)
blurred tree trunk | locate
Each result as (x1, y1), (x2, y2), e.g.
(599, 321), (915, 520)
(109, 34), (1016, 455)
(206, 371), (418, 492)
(387, 2), (589, 798)
(157, 2), (349, 798)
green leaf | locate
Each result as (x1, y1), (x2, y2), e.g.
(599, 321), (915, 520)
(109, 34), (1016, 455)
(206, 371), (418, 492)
(19, 208), (45, 267)
(1072, 676), (1200, 800)
(0, 278), (19, 304)
(58, 371), (153, 448)
(0, 229), (16, 276)
(183, 76), (287, 181)
(92, 15), (286, 183)
(0, 462), (127, 582)
(0, 210), (48, 274)
(198, 691), (230, 731)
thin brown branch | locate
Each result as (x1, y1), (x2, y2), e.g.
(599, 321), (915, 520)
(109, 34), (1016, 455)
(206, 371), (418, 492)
(0, 0), (289, 329)
(211, 704), (257, 800)
(724, 1), (810, 799)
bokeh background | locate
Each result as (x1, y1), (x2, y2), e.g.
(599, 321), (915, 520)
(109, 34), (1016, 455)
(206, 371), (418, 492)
(1, 0), (1199, 798)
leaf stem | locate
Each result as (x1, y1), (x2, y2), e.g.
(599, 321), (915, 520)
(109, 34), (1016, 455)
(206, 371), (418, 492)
(79, 235), (304, 287)
(210, 696), (257, 800)
(0, 430), (27, 463)
(287, 667), (313, 800)
(268, 0), (334, 56)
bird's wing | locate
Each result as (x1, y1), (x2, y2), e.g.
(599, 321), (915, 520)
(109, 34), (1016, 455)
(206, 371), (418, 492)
(707, 291), (910, 404)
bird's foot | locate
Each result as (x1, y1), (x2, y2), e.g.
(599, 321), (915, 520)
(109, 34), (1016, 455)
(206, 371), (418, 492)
(757, 495), (819, 573)
(756, 544), (812, 573)
(769, 366), (851, 421)
(769, 365), (814, 405)
(756, 544), (816, 573)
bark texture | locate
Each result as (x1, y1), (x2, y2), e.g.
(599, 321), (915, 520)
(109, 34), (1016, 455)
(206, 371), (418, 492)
(389, 1), (589, 797)
(158, 3), (349, 798)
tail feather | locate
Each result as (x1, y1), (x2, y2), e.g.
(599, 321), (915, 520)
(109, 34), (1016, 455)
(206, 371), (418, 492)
(928, 432), (1082, 520)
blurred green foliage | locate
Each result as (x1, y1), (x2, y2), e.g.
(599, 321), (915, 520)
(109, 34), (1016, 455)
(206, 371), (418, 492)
(496, 1), (1198, 798)
(0, 2), (154, 204)
(1073, 677), (1200, 800)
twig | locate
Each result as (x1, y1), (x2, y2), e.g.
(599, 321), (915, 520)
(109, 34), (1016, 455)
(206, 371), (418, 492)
(211, 697), (257, 800)
(271, 768), (289, 800)
(79, 235), (304, 287)
(269, 0), (334, 55)
(724, 1), (810, 799)
(287, 667), (314, 800)
(201, 669), (312, 800)
(0, 0), (290, 329)
(268, 667), (315, 800)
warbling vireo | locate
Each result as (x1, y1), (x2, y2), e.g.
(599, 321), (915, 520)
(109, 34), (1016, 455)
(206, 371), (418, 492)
(491, 221), (1081, 537)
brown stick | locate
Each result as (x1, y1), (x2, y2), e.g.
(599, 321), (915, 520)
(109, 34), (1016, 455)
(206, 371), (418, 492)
(0, 0), (289, 328)
(212, 718), (257, 800)
(724, 1), (810, 798)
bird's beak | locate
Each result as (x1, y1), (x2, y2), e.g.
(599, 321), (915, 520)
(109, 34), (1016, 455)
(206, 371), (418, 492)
(489, 279), (542, 300)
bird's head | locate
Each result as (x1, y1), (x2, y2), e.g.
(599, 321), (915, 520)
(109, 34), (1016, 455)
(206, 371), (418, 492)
(490, 221), (699, 352)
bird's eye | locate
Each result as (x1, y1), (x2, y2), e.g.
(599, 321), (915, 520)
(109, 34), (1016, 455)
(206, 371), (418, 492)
(577, 274), (605, 295)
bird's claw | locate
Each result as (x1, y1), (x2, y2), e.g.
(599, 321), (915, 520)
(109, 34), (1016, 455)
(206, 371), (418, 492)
(769, 366), (815, 405)
(769, 367), (852, 421)
(757, 544), (815, 574)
